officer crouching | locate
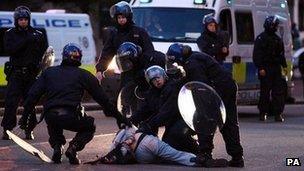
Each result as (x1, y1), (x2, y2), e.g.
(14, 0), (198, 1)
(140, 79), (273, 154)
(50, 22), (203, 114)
(19, 43), (131, 164)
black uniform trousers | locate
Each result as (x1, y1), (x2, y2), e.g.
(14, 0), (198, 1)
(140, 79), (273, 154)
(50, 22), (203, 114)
(45, 109), (96, 151)
(217, 81), (243, 158)
(1, 71), (37, 131)
(197, 81), (243, 158)
(258, 66), (287, 116)
(162, 119), (200, 154)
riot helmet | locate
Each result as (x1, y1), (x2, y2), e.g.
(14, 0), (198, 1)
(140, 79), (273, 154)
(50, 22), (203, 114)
(264, 15), (280, 33)
(110, 1), (133, 22)
(116, 42), (142, 72)
(166, 43), (192, 64)
(14, 6), (31, 27)
(61, 43), (82, 66)
(145, 65), (167, 85)
(203, 15), (217, 26)
(203, 15), (217, 33)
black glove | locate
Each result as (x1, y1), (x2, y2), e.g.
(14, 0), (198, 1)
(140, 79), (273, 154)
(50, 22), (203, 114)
(136, 122), (156, 136)
(116, 114), (132, 129)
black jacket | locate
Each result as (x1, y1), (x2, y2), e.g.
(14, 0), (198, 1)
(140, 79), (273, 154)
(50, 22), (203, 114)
(131, 79), (183, 129)
(253, 31), (287, 70)
(183, 52), (233, 88)
(96, 24), (154, 73)
(23, 65), (120, 118)
(196, 30), (228, 64)
(4, 26), (47, 70)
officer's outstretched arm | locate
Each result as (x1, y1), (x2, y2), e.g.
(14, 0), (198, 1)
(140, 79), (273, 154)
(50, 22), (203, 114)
(96, 31), (116, 73)
(81, 71), (131, 128)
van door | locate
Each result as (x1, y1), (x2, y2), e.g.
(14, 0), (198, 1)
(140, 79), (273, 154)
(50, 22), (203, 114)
(232, 11), (259, 104)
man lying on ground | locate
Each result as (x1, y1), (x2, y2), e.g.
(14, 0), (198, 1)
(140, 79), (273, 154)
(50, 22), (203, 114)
(85, 127), (228, 167)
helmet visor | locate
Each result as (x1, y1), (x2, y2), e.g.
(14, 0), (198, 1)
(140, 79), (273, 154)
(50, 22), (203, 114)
(116, 53), (134, 72)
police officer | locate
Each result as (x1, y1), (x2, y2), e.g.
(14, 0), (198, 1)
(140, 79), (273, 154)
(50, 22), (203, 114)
(1, 6), (47, 140)
(19, 43), (131, 164)
(130, 66), (200, 155)
(166, 43), (244, 167)
(253, 16), (287, 122)
(95, 1), (154, 82)
(196, 16), (229, 65)
(95, 1), (154, 116)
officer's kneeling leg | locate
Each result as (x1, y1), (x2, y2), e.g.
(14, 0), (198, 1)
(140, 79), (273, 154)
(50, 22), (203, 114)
(162, 120), (199, 154)
(67, 116), (96, 151)
(64, 116), (96, 164)
(194, 118), (217, 158)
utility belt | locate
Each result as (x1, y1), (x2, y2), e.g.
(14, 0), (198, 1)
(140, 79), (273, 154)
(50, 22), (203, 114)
(14, 66), (31, 74)
(47, 105), (86, 119)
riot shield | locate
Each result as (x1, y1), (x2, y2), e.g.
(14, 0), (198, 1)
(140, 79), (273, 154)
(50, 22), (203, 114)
(40, 46), (55, 72)
(178, 81), (226, 131)
(6, 130), (52, 163)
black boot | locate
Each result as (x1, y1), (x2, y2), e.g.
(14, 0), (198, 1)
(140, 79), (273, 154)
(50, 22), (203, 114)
(274, 114), (284, 122)
(52, 145), (64, 164)
(65, 144), (81, 165)
(25, 131), (34, 140)
(259, 113), (267, 121)
(229, 156), (244, 167)
(196, 153), (228, 167)
(2, 130), (11, 140)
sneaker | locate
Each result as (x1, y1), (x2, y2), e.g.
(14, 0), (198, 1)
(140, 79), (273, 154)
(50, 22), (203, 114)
(259, 113), (267, 121)
(52, 145), (64, 164)
(229, 156), (244, 167)
(274, 114), (284, 122)
(65, 144), (81, 165)
(25, 131), (34, 140)
(2, 130), (11, 140)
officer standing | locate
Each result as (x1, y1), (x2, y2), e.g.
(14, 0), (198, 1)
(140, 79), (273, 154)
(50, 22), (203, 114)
(95, 1), (154, 81)
(196, 16), (229, 65)
(253, 16), (287, 122)
(19, 43), (131, 164)
(95, 1), (154, 116)
(166, 43), (244, 167)
(131, 66), (200, 155)
(1, 6), (47, 140)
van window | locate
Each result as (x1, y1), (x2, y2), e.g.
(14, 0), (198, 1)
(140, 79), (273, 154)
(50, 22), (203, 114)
(235, 11), (254, 44)
(0, 28), (48, 57)
(219, 9), (232, 44)
(133, 7), (214, 43)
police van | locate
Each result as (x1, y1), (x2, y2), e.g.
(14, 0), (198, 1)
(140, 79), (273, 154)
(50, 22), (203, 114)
(127, 0), (293, 104)
(0, 10), (96, 101)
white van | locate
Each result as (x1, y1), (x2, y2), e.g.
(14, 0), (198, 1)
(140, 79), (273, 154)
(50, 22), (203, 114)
(129, 0), (293, 104)
(0, 11), (96, 87)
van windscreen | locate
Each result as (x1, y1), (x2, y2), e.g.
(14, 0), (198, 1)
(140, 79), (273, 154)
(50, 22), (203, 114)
(133, 7), (214, 43)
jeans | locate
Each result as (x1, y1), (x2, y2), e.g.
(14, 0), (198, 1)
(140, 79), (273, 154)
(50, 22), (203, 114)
(135, 134), (196, 166)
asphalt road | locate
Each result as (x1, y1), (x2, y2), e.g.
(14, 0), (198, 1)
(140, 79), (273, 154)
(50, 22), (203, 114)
(0, 80), (303, 171)
(0, 103), (304, 171)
